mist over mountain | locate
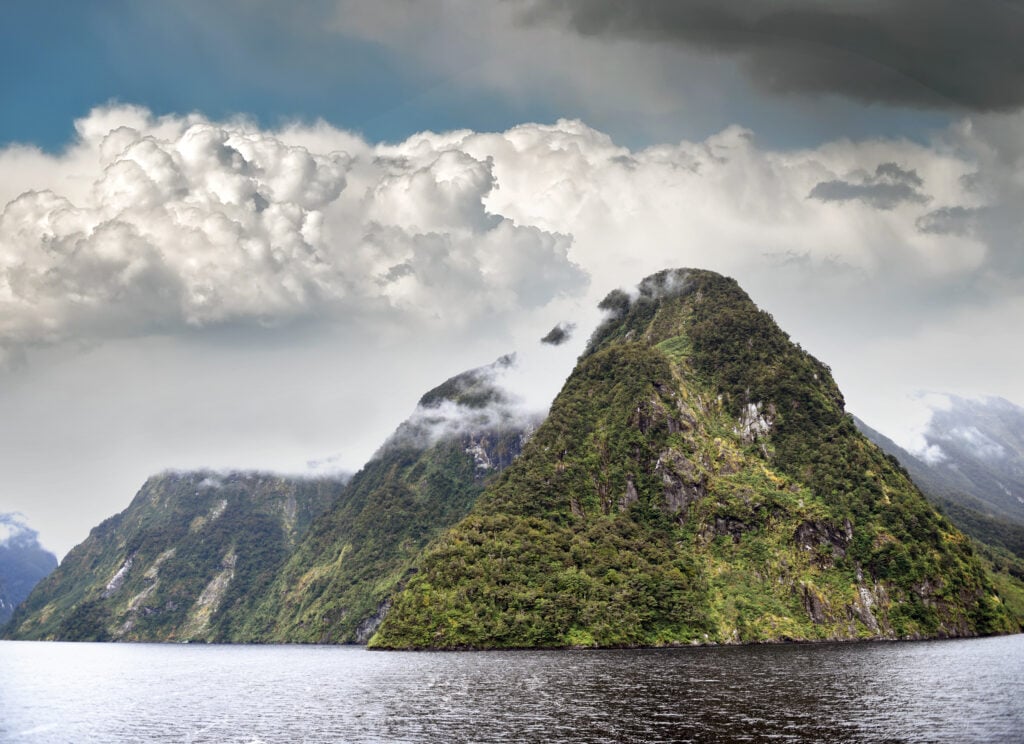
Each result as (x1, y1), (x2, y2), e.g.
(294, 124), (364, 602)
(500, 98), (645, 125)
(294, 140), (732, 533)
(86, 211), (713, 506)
(856, 408), (1024, 575)
(240, 355), (537, 643)
(0, 513), (58, 625)
(914, 396), (1024, 524)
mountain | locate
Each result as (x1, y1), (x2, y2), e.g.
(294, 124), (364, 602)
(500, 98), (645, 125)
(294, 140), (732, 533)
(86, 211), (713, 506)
(0, 514), (58, 625)
(4, 472), (339, 641)
(5, 356), (533, 644)
(900, 396), (1023, 525)
(855, 415), (1024, 560)
(238, 355), (535, 643)
(371, 269), (1019, 649)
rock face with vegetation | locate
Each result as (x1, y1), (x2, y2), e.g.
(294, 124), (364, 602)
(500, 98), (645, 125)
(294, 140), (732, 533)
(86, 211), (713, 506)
(0, 514), (58, 625)
(8, 270), (1021, 648)
(5, 356), (532, 644)
(4, 472), (339, 641)
(371, 269), (1019, 649)
(240, 356), (534, 643)
(855, 415), (1024, 625)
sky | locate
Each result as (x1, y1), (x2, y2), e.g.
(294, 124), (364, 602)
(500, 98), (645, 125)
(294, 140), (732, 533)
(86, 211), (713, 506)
(3, 0), (1024, 558)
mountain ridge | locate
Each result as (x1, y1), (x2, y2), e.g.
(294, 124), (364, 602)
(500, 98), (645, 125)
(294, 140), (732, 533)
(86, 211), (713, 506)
(239, 355), (535, 643)
(4, 471), (340, 641)
(371, 269), (1017, 648)
(7, 269), (1020, 648)
(4, 357), (535, 644)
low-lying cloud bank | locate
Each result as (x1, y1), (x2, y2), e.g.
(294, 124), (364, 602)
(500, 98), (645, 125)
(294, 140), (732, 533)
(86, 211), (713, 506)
(0, 513), (52, 552)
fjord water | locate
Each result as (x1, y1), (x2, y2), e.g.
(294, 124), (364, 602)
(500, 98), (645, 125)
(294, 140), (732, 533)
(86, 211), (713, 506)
(2, 636), (1022, 743)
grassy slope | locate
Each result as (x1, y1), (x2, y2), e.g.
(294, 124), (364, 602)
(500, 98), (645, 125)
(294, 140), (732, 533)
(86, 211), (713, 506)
(372, 270), (1018, 649)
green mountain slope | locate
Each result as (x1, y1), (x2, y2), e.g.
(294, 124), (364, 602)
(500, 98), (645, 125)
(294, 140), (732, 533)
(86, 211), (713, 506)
(240, 357), (533, 643)
(372, 269), (1019, 649)
(4, 472), (338, 641)
(854, 416), (1024, 621)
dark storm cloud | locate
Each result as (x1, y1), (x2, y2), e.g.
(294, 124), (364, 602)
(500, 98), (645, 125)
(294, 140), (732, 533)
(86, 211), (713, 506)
(540, 322), (576, 346)
(523, 0), (1024, 110)
(809, 162), (929, 210)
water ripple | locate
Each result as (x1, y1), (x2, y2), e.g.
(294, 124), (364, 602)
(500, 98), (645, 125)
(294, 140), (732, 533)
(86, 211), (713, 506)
(1, 636), (1022, 743)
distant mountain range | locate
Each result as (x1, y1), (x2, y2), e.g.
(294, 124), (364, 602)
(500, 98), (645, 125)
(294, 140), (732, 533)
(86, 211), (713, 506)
(6, 269), (1023, 646)
(0, 513), (57, 625)
(855, 399), (1024, 563)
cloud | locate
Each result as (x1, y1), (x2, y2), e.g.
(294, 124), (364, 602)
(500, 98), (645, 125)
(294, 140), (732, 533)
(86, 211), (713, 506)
(809, 162), (930, 210)
(5, 106), (1024, 558)
(0, 106), (586, 364)
(896, 393), (1024, 469)
(540, 322), (575, 345)
(0, 513), (44, 549)
(7, 104), (1022, 374)
(379, 353), (543, 453)
(524, 0), (1024, 111)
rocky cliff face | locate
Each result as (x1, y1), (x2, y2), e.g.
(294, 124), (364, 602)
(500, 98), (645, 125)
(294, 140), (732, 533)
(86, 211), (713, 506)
(4, 472), (338, 641)
(239, 356), (535, 643)
(371, 269), (1018, 649)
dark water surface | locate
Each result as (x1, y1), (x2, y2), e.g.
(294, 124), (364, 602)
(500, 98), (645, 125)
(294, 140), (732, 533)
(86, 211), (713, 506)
(1, 635), (1022, 743)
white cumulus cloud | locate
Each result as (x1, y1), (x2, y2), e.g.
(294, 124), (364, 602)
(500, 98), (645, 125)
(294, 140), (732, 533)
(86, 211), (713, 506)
(0, 106), (585, 366)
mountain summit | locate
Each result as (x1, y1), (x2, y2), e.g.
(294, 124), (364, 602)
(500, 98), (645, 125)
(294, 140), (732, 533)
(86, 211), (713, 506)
(371, 269), (1017, 648)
